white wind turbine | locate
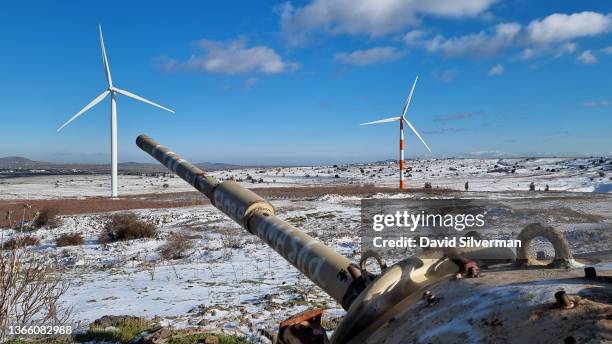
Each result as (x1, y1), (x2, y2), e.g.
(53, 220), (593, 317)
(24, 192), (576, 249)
(360, 76), (431, 189)
(58, 25), (175, 197)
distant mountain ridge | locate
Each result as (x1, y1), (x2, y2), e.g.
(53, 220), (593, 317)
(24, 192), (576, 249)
(0, 156), (47, 168)
(0, 156), (239, 172)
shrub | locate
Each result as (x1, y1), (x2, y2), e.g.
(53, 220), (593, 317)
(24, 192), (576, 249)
(56, 233), (84, 247)
(99, 213), (156, 244)
(2, 235), (40, 250)
(75, 316), (150, 344)
(159, 233), (194, 260)
(33, 207), (61, 229)
(0, 246), (71, 340)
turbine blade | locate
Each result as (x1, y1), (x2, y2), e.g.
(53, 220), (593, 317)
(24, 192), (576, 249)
(99, 24), (113, 87)
(404, 118), (431, 153)
(401, 76), (418, 119)
(57, 90), (110, 132)
(114, 87), (175, 113)
(360, 116), (401, 126)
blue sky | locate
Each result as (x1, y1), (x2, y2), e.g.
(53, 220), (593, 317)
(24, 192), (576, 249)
(0, 0), (610, 164)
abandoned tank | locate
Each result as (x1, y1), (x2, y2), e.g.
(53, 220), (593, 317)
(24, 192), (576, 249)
(136, 134), (612, 344)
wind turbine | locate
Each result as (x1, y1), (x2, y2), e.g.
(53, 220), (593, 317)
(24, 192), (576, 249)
(360, 76), (431, 189)
(58, 25), (175, 197)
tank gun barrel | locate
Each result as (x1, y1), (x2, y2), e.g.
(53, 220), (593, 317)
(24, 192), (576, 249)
(136, 134), (365, 309)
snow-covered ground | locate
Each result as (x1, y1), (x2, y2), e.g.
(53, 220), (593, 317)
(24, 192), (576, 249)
(1, 157), (611, 199)
(0, 156), (610, 340)
(2, 200), (361, 338)
(3, 193), (611, 339)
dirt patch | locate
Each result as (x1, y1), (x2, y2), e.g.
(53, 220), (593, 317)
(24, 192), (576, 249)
(126, 185), (455, 202)
(0, 185), (454, 227)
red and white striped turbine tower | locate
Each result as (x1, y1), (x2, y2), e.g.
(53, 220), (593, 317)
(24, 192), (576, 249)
(360, 76), (431, 189)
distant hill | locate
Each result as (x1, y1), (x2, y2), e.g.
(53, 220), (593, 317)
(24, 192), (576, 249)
(0, 156), (48, 169)
(118, 161), (240, 172)
(196, 162), (240, 170)
(0, 156), (240, 172)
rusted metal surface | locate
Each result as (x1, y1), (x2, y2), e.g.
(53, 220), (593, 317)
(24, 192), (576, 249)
(334, 247), (514, 343)
(422, 290), (440, 306)
(516, 223), (574, 268)
(582, 266), (612, 284)
(136, 134), (365, 309)
(444, 247), (480, 278)
(278, 308), (329, 344)
(359, 250), (387, 276)
(554, 290), (576, 309)
(585, 267), (597, 279)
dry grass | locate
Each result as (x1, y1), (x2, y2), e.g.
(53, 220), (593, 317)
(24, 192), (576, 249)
(159, 233), (194, 260)
(0, 245), (71, 340)
(1, 235), (40, 250)
(33, 207), (61, 229)
(99, 213), (156, 244)
(56, 233), (84, 247)
(0, 198), (207, 228)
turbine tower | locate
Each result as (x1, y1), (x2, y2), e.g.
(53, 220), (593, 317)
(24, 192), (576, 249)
(58, 25), (175, 197)
(360, 76), (431, 189)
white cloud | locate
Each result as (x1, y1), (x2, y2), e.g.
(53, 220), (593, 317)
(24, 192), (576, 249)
(403, 30), (428, 45)
(487, 64), (504, 76)
(432, 69), (457, 82)
(602, 46), (612, 55)
(526, 12), (612, 44)
(521, 41), (578, 60)
(159, 38), (299, 75)
(407, 23), (520, 57)
(577, 50), (597, 64)
(403, 11), (612, 60)
(243, 77), (259, 89)
(582, 100), (611, 108)
(554, 42), (577, 57)
(334, 46), (403, 65)
(279, 0), (496, 42)
(519, 41), (578, 60)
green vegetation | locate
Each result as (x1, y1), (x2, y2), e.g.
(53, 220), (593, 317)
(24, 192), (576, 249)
(6, 338), (71, 344)
(4, 329), (246, 344)
(168, 333), (247, 344)
(73, 317), (150, 343)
